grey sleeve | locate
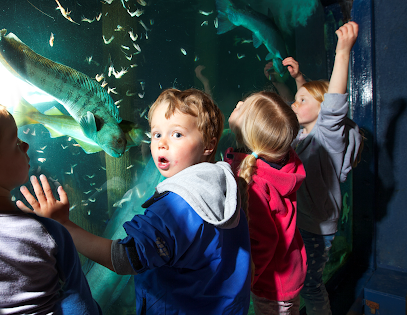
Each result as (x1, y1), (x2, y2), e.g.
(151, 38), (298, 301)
(111, 239), (140, 275)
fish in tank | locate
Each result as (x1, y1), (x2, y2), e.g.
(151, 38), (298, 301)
(0, 0), (354, 313)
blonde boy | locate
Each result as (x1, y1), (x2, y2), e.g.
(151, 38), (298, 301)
(18, 89), (251, 315)
(0, 106), (101, 314)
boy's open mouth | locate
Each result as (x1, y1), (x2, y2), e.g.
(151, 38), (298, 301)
(157, 156), (170, 169)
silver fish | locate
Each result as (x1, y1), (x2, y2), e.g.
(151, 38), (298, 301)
(0, 29), (126, 157)
(13, 97), (144, 154)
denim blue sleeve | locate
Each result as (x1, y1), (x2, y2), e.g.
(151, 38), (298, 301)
(118, 192), (206, 274)
(36, 216), (102, 315)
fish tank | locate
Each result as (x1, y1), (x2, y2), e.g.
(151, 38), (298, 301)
(2, 0), (354, 313)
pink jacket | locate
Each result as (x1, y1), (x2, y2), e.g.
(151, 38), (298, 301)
(225, 147), (307, 301)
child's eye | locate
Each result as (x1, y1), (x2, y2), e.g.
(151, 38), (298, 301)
(17, 138), (23, 146)
(153, 133), (161, 139)
(173, 132), (182, 139)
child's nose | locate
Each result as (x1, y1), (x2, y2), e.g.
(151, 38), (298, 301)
(158, 137), (168, 149)
(21, 141), (29, 152)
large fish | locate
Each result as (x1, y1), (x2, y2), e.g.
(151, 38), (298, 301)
(13, 97), (144, 154)
(0, 29), (126, 157)
(216, 0), (288, 76)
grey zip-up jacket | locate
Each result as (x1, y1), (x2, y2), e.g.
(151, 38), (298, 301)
(293, 93), (362, 235)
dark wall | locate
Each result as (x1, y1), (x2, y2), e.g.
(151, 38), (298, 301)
(352, 0), (407, 272)
(372, 0), (407, 270)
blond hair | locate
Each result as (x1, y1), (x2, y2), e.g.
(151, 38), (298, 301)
(302, 80), (329, 104)
(236, 91), (299, 185)
(148, 88), (224, 162)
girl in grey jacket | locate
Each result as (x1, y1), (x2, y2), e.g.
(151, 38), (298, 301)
(283, 21), (362, 315)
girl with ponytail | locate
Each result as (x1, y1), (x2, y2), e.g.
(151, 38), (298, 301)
(225, 91), (306, 314)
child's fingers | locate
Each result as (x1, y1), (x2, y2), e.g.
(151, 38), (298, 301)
(282, 57), (296, 66)
(335, 21), (359, 52)
(20, 185), (41, 210)
(349, 21), (359, 37)
(16, 200), (32, 213)
(39, 174), (54, 201)
(336, 21), (358, 40)
(30, 176), (47, 204)
(57, 186), (69, 205)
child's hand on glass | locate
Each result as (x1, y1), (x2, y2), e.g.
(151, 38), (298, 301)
(17, 174), (70, 224)
(282, 57), (301, 79)
(335, 21), (359, 55)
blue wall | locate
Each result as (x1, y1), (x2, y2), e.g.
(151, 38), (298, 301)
(352, 0), (407, 273)
(372, 0), (407, 271)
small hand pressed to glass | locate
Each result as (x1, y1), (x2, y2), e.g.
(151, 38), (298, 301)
(17, 174), (70, 224)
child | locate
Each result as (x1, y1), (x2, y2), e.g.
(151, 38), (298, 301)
(17, 89), (252, 315)
(225, 91), (307, 314)
(0, 105), (102, 314)
(284, 21), (362, 315)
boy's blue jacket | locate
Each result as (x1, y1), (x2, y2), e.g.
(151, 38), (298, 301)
(111, 162), (251, 315)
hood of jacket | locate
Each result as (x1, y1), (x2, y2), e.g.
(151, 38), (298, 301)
(225, 147), (306, 213)
(156, 161), (240, 229)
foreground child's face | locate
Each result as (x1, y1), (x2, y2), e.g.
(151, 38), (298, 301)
(0, 112), (30, 192)
(150, 101), (209, 178)
(292, 87), (320, 133)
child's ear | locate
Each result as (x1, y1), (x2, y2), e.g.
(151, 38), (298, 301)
(203, 137), (217, 156)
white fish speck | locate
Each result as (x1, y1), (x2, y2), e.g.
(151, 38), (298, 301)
(128, 30), (138, 41)
(103, 35), (114, 44)
(199, 10), (213, 16)
(133, 43), (141, 52)
(139, 20), (150, 32)
(127, 8), (143, 17)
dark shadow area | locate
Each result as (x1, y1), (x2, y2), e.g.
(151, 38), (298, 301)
(326, 99), (407, 314)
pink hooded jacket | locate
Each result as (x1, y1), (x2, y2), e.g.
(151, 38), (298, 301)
(225, 147), (307, 301)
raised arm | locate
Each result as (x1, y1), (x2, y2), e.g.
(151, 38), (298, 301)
(282, 57), (307, 90)
(17, 175), (114, 271)
(195, 65), (212, 97)
(263, 61), (295, 102)
(328, 21), (359, 94)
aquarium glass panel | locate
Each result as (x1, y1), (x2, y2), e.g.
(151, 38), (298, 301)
(3, 0), (353, 313)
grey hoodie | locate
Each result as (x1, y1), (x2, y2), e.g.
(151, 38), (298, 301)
(156, 161), (240, 229)
(293, 93), (362, 235)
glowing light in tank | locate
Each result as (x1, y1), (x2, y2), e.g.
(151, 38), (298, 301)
(0, 62), (55, 112)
